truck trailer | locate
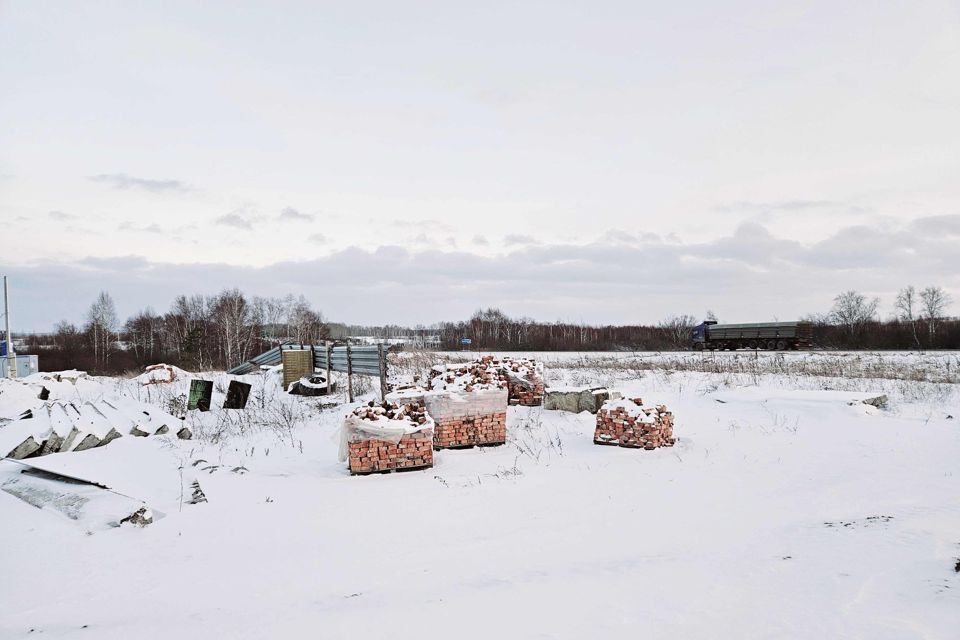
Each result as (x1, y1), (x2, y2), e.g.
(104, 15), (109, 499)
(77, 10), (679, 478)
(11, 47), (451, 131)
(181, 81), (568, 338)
(691, 321), (812, 351)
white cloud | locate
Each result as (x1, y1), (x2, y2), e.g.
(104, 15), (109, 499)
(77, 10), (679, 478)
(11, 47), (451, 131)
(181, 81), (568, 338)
(279, 207), (314, 222)
(215, 213), (256, 230)
(9, 219), (958, 330)
(89, 173), (193, 194)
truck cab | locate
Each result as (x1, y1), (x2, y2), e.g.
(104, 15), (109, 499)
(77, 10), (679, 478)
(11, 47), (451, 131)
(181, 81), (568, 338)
(691, 320), (717, 346)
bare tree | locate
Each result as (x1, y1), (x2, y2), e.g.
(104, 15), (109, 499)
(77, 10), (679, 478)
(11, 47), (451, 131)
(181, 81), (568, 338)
(125, 307), (163, 362)
(166, 294), (209, 369)
(254, 296), (288, 345)
(210, 289), (260, 368)
(659, 314), (698, 349)
(85, 291), (118, 368)
(894, 286), (921, 350)
(829, 290), (879, 337)
(919, 286), (952, 341)
(286, 295), (328, 344)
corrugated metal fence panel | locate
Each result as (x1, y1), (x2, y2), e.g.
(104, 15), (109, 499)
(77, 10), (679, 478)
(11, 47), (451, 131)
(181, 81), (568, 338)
(232, 343), (385, 377)
(227, 345), (285, 375)
(350, 348), (382, 375)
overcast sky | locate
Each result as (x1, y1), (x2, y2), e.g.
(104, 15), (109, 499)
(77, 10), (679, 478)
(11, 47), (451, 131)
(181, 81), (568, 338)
(2, 1), (959, 330)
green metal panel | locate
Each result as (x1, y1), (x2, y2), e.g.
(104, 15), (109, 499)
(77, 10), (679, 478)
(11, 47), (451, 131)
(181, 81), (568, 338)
(188, 379), (213, 411)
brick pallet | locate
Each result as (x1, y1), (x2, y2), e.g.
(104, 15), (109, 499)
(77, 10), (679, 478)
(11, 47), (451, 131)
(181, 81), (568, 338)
(342, 401), (435, 475)
(499, 357), (545, 407)
(594, 397), (676, 450)
(391, 390), (509, 449)
(348, 429), (434, 475)
(428, 358), (511, 449)
(432, 410), (507, 449)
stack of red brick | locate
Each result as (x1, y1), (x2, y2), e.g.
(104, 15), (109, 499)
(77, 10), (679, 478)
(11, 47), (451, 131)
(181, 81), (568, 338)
(430, 357), (507, 393)
(594, 397), (676, 450)
(499, 357), (545, 407)
(345, 401), (434, 474)
(432, 409), (507, 448)
(432, 355), (545, 407)
(424, 361), (510, 448)
(507, 380), (544, 406)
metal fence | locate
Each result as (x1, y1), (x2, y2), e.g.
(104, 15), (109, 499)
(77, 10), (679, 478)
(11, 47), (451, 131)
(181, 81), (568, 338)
(227, 343), (388, 401)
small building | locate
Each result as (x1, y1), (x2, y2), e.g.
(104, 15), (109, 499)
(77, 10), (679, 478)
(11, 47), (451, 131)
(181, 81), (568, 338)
(0, 354), (39, 378)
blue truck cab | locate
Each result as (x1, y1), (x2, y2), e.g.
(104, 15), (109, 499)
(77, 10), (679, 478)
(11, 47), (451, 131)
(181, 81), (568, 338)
(691, 321), (716, 345)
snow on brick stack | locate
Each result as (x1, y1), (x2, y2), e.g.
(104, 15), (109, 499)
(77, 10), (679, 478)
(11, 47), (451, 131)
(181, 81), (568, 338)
(594, 397), (675, 450)
(497, 357), (545, 407)
(342, 400), (434, 475)
(427, 359), (509, 448)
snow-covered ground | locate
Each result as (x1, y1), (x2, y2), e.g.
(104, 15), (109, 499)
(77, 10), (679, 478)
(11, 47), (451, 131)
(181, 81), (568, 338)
(1, 352), (958, 639)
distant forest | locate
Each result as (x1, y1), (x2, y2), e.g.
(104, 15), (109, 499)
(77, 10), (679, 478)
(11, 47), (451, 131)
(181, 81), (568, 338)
(13, 287), (959, 375)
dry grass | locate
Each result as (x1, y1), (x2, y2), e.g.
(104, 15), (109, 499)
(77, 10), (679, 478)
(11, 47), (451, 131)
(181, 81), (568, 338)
(521, 352), (960, 385)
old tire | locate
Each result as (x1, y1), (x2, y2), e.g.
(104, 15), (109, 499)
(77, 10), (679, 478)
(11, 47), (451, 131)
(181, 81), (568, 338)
(776, 340), (786, 350)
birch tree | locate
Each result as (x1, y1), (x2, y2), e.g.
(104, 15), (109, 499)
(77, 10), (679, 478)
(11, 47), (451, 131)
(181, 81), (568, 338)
(894, 286), (921, 350)
(919, 286), (952, 342)
(85, 291), (118, 369)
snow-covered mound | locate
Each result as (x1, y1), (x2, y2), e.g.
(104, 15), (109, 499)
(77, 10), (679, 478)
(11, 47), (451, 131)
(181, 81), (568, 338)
(135, 363), (191, 385)
(1, 352), (958, 638)
(1, 398), (190, 459)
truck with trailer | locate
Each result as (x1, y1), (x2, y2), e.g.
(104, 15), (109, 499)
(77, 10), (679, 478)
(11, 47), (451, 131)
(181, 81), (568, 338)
(691, 321), (813, 351)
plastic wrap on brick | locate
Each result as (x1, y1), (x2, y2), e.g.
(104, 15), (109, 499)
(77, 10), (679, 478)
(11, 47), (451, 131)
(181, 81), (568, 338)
(390, 385), (508, 449)
(430, 355), (544, 407)
(339, 400), (435, 474)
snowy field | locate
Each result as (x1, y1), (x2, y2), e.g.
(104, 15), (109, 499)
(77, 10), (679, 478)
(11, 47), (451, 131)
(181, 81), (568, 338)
(1, 351), (958, 639)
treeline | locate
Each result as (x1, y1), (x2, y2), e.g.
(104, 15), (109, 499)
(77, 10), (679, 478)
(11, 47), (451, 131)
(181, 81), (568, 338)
(14, 287), (959, 375)
(434, 309), (693, 351)
(20, 290), (328, 374)
(806, 318), (960, 350)
(435, 311), (959, 351)
(804, 287), (957, 350)
(434, 291), (958, 351)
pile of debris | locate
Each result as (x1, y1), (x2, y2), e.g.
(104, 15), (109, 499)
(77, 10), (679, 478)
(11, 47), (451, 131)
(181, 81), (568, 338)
(34, 370), (88, 384)
(545, 386), (621, 414)
(135, 364), (184, 385)
(594, 397), (675, 450)
(341, 400), (435, 474)
(1, 399), (192, 460)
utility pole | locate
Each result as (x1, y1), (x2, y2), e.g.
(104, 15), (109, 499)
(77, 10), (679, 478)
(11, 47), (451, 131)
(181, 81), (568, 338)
(3, 276), (15, 379)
